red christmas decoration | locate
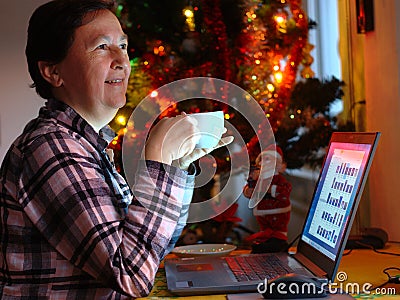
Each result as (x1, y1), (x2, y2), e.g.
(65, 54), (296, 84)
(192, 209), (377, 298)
(243, 145), (293, 253)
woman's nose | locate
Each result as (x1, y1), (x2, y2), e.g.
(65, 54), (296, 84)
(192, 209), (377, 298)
(111, 47), (130, 70)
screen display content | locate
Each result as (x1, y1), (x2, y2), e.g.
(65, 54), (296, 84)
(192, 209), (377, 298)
(301, 142), (372, 260)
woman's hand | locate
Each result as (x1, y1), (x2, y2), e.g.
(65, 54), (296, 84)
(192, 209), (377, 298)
(172, 134), (234, 170)
(145, 113), (200, 165)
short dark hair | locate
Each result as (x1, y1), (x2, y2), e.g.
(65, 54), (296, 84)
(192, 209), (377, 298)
(26, 0), (115, 99)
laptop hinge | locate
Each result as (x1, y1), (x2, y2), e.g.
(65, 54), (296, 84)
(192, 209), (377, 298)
(293, 252), (327, 279)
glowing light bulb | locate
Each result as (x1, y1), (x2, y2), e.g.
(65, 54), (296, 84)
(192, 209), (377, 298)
(254, 51), (262, 58)
(274, 14), (287, 33)
(274, 72), (283, 83)
(183, 6), (195, 31)
(275, 16), (285, 24)
(150, 91), (158, 98)
(116, 115), (127, 126)
(184, 8), (194, 18)
(267, 84), (275, 92)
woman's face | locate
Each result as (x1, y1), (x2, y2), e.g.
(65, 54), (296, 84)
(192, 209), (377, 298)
(54, 9), (131, 129)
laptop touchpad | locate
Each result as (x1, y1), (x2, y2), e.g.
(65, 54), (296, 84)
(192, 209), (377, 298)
(176, 281), (194, 288)
(177, 263), (214, 272)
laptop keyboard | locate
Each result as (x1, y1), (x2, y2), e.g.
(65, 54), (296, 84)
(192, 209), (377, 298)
(225, 254), (293, 282)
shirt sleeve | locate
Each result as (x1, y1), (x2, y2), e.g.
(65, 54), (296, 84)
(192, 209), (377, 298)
(164, 164), (195, 256)
(18, 132), (193, 298)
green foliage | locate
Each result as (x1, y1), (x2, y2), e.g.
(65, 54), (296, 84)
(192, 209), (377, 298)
(123, 0), (187, 57)
(121, 0), (244, 64)
(275, 77), (355, 169)
(114, 1), (354, 170)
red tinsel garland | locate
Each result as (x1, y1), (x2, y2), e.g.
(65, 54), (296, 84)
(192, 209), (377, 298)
(238, 0), (309, 132)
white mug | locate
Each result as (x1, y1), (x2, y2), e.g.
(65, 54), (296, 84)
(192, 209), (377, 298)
(189, 111), (224, 148)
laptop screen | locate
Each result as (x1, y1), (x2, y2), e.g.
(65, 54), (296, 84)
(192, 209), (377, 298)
(301, 142), (372, 259)
(297, 132), (380, 280)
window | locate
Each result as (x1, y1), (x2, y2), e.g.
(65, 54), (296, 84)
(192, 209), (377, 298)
(305, 0), (342, 115)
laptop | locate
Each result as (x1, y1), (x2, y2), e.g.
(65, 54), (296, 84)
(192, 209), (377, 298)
(165, 132), (381, 296)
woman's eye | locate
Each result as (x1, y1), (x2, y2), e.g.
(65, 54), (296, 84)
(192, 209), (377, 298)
(120, 43), (128, 50)
(97, 44), (107, 50)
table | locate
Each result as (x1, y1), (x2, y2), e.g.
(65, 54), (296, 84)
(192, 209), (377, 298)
(138, 243), (400, 299)
(338, 243), (400, 299)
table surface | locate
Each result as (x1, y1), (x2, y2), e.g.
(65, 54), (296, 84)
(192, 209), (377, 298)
(137, 243), (400, 299)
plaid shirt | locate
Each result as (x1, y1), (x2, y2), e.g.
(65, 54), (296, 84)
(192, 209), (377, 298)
(0, 99), (194, 299)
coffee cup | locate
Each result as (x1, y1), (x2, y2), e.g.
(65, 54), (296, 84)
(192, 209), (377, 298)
(189, 111), (225, 148)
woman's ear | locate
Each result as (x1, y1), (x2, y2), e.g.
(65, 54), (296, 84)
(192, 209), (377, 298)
(38, 61), (63, 87)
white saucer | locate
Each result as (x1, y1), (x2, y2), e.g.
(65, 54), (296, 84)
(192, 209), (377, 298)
(171, 243), (236, 258)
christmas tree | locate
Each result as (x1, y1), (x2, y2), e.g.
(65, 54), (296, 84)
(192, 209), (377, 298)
(109, 0), (352, 172)
(107, 0), (354, 245)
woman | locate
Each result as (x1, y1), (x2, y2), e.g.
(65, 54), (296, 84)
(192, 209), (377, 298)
(0, 0), (232, 298)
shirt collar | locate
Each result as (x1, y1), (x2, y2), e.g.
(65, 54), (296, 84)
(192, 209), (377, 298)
(44, 98), (115, 151)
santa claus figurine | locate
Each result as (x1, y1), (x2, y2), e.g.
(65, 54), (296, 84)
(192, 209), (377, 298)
(243, 145), (292, 253)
